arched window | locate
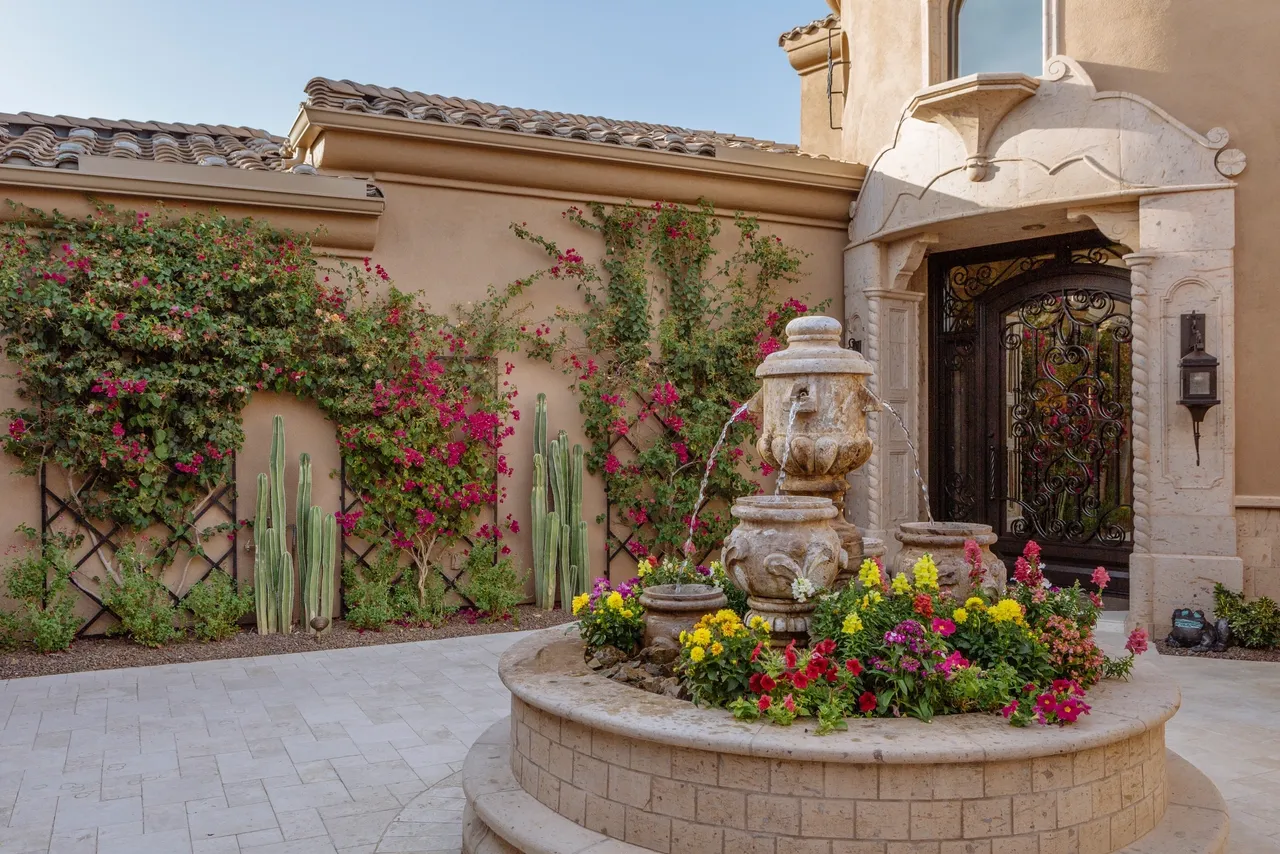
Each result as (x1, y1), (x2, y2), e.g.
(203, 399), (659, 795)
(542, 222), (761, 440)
(951, 0), (1043, 78)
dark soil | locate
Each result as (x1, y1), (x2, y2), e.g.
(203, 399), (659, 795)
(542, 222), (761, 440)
(0, 606), (576, 680)
(1156, 639), (1280, 662)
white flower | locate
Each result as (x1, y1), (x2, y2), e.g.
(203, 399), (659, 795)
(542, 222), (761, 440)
(791, 577), (816, 603)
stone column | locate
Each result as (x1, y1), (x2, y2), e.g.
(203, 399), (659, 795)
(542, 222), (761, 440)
(1126, 190), (1244, 635)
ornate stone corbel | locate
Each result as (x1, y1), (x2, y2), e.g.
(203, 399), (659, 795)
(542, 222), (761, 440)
(907, 73), (1040, 181)
(885, 234), (939, 291)
(1066, 204), (1139, 247)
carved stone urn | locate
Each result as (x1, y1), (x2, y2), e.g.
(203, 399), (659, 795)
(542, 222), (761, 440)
(721, 496), (844, 644)
(751, 316), (874, 573)
(892, 522), (1007, 597)
(637, 584), (728, 650)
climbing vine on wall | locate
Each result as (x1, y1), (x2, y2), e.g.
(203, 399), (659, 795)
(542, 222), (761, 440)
(0, 204), (533, 577)
(520, 200), (821, 560)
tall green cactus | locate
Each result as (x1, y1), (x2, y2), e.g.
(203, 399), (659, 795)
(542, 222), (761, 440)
(531, 453), (555, 610)
(297, 454), (337, 635)
(253, 415), (337, 635)
(532, 395), (592, 610)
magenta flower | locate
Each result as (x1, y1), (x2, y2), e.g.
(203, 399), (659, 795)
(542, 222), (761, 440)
(931, 617), (956, 637)
(1091, 566), (1110, 591)
(1125, 627), (1149, 656)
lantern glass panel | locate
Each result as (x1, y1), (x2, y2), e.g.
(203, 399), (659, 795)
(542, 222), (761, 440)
(1189, 370), (1212, 397)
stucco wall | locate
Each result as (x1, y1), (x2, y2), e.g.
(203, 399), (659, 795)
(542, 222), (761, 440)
(0, 170), (847, 622)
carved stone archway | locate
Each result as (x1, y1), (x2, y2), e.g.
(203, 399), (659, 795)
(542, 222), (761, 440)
(845, 56), (1245, 634)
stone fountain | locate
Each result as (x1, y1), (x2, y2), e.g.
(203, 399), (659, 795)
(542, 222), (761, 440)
(460, 314), (1229, 854)
(723, 316), (873, 641)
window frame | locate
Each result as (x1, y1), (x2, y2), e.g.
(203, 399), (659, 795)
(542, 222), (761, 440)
(947, 0), (1054, 80)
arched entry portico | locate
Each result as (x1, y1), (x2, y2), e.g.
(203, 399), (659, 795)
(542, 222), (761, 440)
(845, 56), (1245, 635)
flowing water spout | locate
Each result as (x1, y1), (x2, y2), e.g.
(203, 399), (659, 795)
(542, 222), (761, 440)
(864, 388), (934, 523)
(773, 397), (803, 496)
(683, 401), (753, 556)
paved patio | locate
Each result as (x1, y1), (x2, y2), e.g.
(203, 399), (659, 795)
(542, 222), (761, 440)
(0, 625), (1276, 854)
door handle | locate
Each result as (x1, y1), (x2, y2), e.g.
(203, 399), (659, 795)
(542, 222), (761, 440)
(987, 437), (997, 501)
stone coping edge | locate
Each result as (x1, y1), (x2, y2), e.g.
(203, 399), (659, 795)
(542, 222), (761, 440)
(463, 716), (1227, 854)
(499, 628), (1180, 765)
(463, 718), (645, 854)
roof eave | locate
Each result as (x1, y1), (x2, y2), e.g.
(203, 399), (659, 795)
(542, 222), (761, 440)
(292, 106), (863, 225)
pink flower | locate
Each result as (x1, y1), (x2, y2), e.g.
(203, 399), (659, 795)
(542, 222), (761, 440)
(1023, 540), (1041, 562)
(931, 617), (956, 637)
(415, 508), (437, 529)
(1125, 627), (1149, 656)
(604, 454), (621, 475)
(610, 418), (629, 436)
(1091, 566), (1110, 591)
(670, 441), (690, 464)
(1002, 702), (1018, 719)
(110, 312), (125, 332)
(111, 423), (125, 439)
(757, 695), (771, 712)
(782, 694), (797, 713)
(7, 418), (27, 439)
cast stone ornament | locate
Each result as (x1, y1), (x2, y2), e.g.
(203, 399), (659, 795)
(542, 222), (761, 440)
(1215, 148), (1247, 177)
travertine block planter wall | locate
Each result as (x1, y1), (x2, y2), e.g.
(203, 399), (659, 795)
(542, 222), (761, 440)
(471, 631), (1198, 854)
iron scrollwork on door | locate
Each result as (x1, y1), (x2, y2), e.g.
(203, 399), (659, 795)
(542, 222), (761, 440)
(929, 232), (1134, 584)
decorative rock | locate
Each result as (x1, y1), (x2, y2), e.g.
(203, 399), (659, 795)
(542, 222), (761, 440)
(587, 645), (628, 670)
(640, 646), (678, 667)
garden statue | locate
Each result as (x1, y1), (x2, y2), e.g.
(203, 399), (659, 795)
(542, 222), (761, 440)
(1165, 607), (1232, 652)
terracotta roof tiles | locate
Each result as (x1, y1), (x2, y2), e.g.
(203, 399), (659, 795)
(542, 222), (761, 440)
(778, 13), (840, 46)
(0, 112), (296, 171)
(304, 77), (805, 158)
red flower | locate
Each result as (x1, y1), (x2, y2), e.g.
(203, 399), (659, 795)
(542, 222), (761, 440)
(750, 643), (763, 662)
(783, 640), (798, 669)
(845, 658), (863, 677)
(760, 674), (776, 692)
(782, 694), (796, 713)
(792, 672), (810, 690)
(813, 639), (837, 656)
(757, 695), (771, 712)
(913, 594), (934, 618)
(858, 691), (877, 713)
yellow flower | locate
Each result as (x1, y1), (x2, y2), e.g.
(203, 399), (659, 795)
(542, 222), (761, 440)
(842, 613), (864, 635)
(749, 615), (769, 632)
(622, 609), (634, 618)
(965, 596), (987, 611)
(679, 631), (688, 644)
(891, 573), (912, 595)
(692, 628), (712, 647)
(571, 593), (590, 616)
(952, 607), (969, 624)
(988, 599), (1025, 624)
(715, 609), (738, 624)
(912, 554), (940, 592)
(637, 560), (651, 578)
(857, 558), (882, 589)
(710, 642), (724, 656)
(606, 591), (624, 610)
(690, 646), (706, 663)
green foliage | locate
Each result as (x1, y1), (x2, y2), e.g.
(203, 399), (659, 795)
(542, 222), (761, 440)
(573, 583), (645, 655)
(1214, 583), (1280, 649)
(678, 609), (766, 708)
(946, 661), (1022, 714)
(518, 200), (821, 561)
(183, 570), (253, 642)
(341, 550), (399, 631)
(0, 204), (323, 535)
(461, 541), (524, 622)
(101, 546), (179, 647)
(0, 537), (80, 653)
(392, 567), (455, 627)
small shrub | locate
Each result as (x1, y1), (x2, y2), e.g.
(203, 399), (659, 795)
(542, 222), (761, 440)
(342, 549), (398, 631)
(573, 579), (646, 655)
(392, 567), (455, 627)
(1214, 583), (1280, 649)
(461, 541), (524, 622)
(183, 571), (254, 642)
(0, 542), (80, 653)
(100, 546), (179, 648)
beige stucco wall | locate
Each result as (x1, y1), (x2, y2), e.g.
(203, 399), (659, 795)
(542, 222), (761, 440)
(0, 146), (849, 625)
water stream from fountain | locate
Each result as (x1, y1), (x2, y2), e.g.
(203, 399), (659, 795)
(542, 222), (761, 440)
(864, 388), (934, 523)
(773, 398), (803, 496)
(683, 401), (752, 557)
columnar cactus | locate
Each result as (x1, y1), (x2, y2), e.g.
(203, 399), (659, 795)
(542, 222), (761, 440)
(532, 394), (592, 610)
(297, 454), (337, 635)
(254, 415), (294, 634)
(253, 415), (337, 635)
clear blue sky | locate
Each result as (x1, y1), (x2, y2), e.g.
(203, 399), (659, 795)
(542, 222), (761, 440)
(0, 0), (826, 144)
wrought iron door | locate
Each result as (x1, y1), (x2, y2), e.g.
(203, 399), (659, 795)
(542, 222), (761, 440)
(930, 234), (1133, 591)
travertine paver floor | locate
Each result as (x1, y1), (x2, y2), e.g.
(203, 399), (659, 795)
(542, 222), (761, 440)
(0, 625), (1276, 854)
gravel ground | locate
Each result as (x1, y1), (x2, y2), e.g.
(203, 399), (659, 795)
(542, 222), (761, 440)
(1155, 639), (1280, 662)
(0, 605), (575, 680)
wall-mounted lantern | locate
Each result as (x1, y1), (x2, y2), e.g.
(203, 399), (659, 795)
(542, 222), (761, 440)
(1178, 313), (1220, 466)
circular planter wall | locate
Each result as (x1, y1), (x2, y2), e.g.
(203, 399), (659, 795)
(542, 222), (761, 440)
(461, 630), (1228, 854)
